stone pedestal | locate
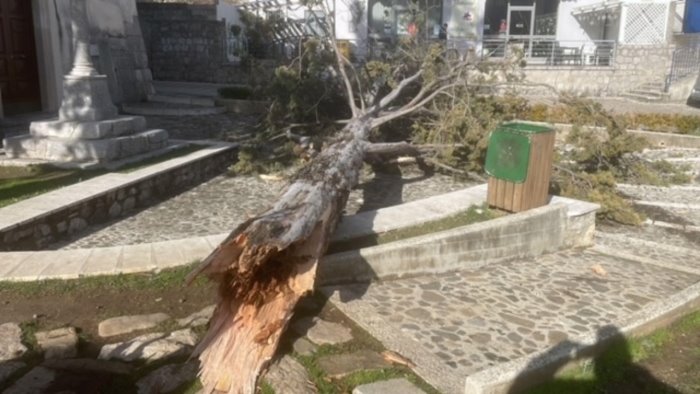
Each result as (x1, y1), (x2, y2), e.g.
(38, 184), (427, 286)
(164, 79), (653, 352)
(2, 0), (168, 164)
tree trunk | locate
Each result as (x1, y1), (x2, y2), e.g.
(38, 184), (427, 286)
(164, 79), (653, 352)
(188, 117), (372, 394)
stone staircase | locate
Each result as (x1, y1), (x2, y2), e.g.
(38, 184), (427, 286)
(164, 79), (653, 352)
(122, 81), (227, 116)
(620, 81), (670, 102)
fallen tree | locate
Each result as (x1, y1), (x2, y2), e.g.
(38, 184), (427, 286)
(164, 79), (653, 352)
(186, 8), (525, 394)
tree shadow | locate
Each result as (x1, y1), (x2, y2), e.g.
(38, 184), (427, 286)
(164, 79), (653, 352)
(510, 325), (682, 394)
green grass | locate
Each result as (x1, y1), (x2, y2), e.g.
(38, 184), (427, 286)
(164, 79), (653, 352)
(0, 262), (205, 297)
(529, 309), (700, 394)
(0, 166), (104, 208)
(328, 203), (501, 254)
(0, 145), (200, 207)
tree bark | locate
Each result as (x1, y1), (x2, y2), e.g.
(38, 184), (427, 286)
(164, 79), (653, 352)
(188, 117), (372, 394)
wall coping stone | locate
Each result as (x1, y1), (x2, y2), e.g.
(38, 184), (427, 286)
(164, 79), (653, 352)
(0, 184), (599, 282)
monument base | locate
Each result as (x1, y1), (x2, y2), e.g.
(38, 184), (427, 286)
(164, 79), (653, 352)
(58, 75), (119, 122)
(4, 129), (168, 163)
(29, 115), (148, 140)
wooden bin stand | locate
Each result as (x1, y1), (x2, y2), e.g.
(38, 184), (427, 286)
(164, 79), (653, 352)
(485, 122), (555, 212)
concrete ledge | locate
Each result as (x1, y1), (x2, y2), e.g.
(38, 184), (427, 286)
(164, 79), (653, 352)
(463, 281), (700, 394)
(318, 196), (599, 286)
(0, 184), (599, 282)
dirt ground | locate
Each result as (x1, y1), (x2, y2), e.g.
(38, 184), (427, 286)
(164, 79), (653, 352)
(0, 278), (217, 355)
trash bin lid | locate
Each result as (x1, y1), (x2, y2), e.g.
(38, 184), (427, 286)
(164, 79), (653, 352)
(484, 126), (532, 183)
(499, 122), (553, 135)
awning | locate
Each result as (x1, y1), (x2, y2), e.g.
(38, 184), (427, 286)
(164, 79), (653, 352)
(572, 1), (623, 16)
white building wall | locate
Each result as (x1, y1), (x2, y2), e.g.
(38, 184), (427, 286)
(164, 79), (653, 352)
(216, 1), (242, 27)
(335, 0), (369, 57)
(444, 0), (485, 53)
(555, 0), (607, 42)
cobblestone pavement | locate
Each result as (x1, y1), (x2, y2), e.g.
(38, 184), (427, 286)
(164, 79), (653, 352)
(324, 249), (699, 393)
(143, 113), (260, 141)
(59, 167), (475, 249)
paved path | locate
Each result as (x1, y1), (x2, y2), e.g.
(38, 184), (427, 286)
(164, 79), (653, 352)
(0, 187), (486, 282)
(58, 167), (474, 249)
(322, 146), (700, 393)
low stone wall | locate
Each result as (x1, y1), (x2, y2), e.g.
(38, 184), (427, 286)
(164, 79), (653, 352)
(523, 45), (675, 97)
(0, 146), (237, 251)
(317, 199), (598, 285)
(137, 2), (276, 84)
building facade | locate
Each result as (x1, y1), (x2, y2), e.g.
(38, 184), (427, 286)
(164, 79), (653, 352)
(0, 0), (153, 119)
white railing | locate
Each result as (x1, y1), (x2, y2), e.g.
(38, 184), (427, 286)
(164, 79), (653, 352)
(481, 36), (617, 67)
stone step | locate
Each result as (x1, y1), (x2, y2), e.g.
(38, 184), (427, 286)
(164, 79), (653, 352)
(628, 89), (668, 98)
(3, 128), (168, 162)
(639, 82), (666, 90)
(121, 102), (226, 116)
(28, 116), (147, 140)
(147, 93), (216, 107)
(620, 92), (666, 102)
(594, 231), (700, 275)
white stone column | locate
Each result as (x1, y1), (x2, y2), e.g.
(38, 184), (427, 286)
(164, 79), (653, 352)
(57, 0), (118, 122)
(67, 0), (98, 77)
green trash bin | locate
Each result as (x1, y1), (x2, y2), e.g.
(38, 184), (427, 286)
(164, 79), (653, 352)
(485, 122), (555, 212)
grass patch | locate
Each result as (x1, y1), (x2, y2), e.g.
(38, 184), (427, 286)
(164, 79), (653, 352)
(528, 309), (700, 394)
(0, 144), (201, 207)
(19, 320), (39, 352)
(0, 262), (205, 297)
(218, 86), (253, 100)
(115, 144), (201, 173)
(288, 293), (440, 393)
(328, 203), (501, 254)
(0, 165), (104, 208)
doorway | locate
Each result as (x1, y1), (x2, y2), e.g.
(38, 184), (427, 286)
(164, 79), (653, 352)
(508, 6), (534, 37)
(0, 0), (41, 116)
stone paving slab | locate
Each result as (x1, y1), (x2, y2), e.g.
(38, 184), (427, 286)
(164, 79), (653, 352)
(322, 249), (700, 394)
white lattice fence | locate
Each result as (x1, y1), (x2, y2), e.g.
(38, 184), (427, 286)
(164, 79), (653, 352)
(622, 2), (669, 44)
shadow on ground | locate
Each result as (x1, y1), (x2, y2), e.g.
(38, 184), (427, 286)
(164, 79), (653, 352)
(514, 325), (682, 394)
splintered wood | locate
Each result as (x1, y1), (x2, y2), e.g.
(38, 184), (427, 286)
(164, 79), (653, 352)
(187, 119), (370, 394)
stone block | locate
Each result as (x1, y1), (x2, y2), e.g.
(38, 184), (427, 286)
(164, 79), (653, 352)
(98, 329), (197, 362)
(317, 350), (389, 378)
(353, 378), (425, 394)
(144, 129), (168, 144)
(98, 313), (170, 337)
(0, 323), (27, 361)
(35, 327), (79, 359)
(59, 75), (118, 122)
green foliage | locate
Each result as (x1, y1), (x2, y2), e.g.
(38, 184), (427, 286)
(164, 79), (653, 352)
(411, 94), (528, 173)
(522, 102), (700, 135)
(218, 86), (253, 100)
(266, 39), (350, 126)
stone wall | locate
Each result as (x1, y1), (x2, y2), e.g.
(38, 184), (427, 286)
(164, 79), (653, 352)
(523, 45), (675, 97)
(137, 2), (276, 84)
(0, 147), (237, 251)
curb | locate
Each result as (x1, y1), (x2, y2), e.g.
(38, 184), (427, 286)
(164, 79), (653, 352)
(463, 281), (700, 394)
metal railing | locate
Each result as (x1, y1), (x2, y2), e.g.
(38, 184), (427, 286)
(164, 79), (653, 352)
(666, 45), (700, 90)
(481, 36), (617, 67)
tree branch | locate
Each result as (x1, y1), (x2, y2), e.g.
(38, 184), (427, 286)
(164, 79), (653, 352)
(371, 82), (462, 129)
(374, 70), (423, 111)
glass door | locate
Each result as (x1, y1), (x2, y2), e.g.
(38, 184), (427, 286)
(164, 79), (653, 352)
(507, 4), (536, 57)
